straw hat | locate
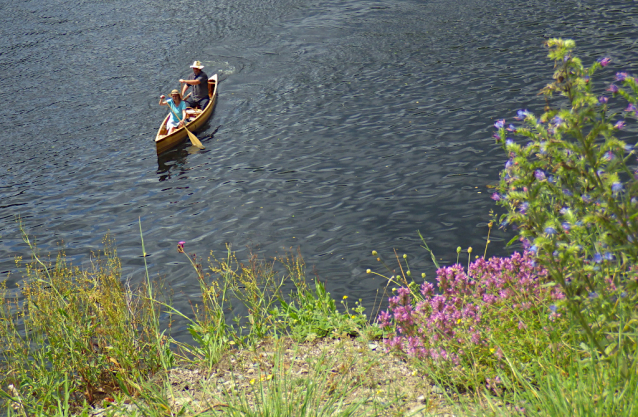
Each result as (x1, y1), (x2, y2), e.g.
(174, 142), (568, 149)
(190, 60), (204, 69)
(170, 89), (180, 96)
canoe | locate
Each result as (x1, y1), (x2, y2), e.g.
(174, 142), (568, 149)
(155, 73), (218, 155)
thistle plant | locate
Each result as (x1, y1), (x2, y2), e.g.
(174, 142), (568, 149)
(493, 39), (638, 355)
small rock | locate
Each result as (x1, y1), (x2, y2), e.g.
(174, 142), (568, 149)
(368, 343), (379, 350)
(417, 394), (426, 403)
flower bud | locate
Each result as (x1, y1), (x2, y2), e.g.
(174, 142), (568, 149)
(457, 246), (462, 253)
(366, 269), (371, 274)
(468, 247), (473, 254)
(372, 250), (378, 256)
(403, 254), (407, 259)
(421, 273), (426, 278)
(406, 270), (411, 276)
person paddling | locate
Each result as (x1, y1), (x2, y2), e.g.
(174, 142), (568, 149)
(158, 89), (187, 135)
(179, 61), (209, 109)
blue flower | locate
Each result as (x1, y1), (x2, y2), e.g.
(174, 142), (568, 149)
(552, 116), (564, 126)
(507, 124), (517, 132)
(515, 109), (531, 120)
(614, 120), (626, 130)
(624, 143), (635, 152)
(625, 103), (637, 113)
(559, 207), (569, 215)
(598, 57), (611, 67)
(603, 252), (615, 261)
(545, 226), (557, 235)
(588, 292), (599, 299)
(592, 253), (602, 263)
(608, 84), (619, 93)
(612, 182), (623, 194)
(563, 189), (573, 197)
(549, 305), (557, 313)
(505, 159), (514, 169)
(534, 170), (546, 181)
(529, 245), (538, 254)
(582, 194), (592, 203)
(519, 202), (529, 214)
(616, 72), (629, 81)
(562, 222), (571, 232)
(505, 138), (515, 147)
(599, 96), (609, 104)
(494, 119), (505, 129)
(491, 193), (501, 201)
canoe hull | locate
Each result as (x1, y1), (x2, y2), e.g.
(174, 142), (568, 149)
(155, 73), (218, 155)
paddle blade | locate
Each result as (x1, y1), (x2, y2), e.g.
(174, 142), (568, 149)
(185, 127), (205, 149)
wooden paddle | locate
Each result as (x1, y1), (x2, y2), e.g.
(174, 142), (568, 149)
(167, 101), (204, 150)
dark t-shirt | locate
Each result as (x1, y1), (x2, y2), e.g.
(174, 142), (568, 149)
(189, 71), (209, 100)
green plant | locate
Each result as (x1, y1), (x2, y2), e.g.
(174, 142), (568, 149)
(493, 38), (638, 355)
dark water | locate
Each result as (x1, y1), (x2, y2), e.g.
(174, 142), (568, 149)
(2, 0), (638, 336)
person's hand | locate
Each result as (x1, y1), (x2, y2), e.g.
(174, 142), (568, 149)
(160, 95), (165, 99)
(179, 79), (185, 83)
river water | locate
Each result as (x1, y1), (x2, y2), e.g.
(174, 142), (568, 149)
(1, 0), (637, 337)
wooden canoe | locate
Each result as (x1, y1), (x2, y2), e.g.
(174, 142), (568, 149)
(155, 73), (218, 155)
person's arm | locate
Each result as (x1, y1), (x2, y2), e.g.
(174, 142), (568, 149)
(180, 108), (188, 126)
(159, 95), (167, 106)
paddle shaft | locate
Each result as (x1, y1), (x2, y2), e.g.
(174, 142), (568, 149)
(166, 99), (204, 149)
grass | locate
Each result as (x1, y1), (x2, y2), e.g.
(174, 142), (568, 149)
(1, 227), (636, 416)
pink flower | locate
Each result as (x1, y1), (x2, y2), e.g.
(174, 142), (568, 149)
(177, 241), (186, 253)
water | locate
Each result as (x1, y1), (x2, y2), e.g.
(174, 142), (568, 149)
(2, 0), (637, 337)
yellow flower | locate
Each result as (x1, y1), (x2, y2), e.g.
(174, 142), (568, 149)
(343, 295), (348, 300)
(250, 379), (256, 385)
(366, 269), (371, 274)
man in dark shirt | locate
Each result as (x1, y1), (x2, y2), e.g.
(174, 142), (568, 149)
(180, 61), (210, 109)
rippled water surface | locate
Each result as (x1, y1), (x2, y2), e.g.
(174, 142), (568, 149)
(2, 0), (638, 336)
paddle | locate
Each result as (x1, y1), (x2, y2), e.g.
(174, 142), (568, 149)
(166, 100), (204, 150)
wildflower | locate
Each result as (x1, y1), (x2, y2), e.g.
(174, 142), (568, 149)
(598, 57), (611, 67)
(582, 194), (592, 203)
(592, 253), (602, 263)
(468, 247), (473, 254)
(534, 169), (546, 181)
(518, 321), (527, 330)
(561, 222), (571, 232)
(599, 96), (609, 104)
(588, 291), (599, 299)
(544, 226), (557, 235)
(519, 202), (529, 214)
(552, 115), (563, 126)
(372, 250), (378, 256)
(505, 138), (515, 147)
(343, 295), (348, 300)
(515, 109), (531, 120)
(625, 103), (637, 113)
(583, 75), (590, 84)
(612, 182), (623, 194)
(607, 84), (619, 93)
(562, 188), (573, 196)
(603, 252), (615, 261)
(549, 305), (557, 313)
(614, 120), (626, 130)
(491, 192), (501, 201)
(403, 254), (407, 259)
(529, 245), (538, 254)
(506, 124), (517, 132)
(494, 119), (505, 129)
(505, 159), (514, 169)
(177, 241), (185, 253)
(616, 72), (629, 81)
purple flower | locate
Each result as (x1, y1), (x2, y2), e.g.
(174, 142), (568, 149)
(515, 109), (531, 120)
(505, 138), (515, 147)
(599, 57), (611, 67)
(612, 182), (623, 194)
(507, 124), (517, 132)
(599, 96), (609, 104)
(625, 103), (637, 113)
(607, 84), (619, 93)
(614, 120), (626, 130)
(519, 202), (529, 214)
(588, 291), (599, 299)
(492, 192), (501, 201)
(552, 116), (564, 126)
(562, 222), (571, 232)
(494, 119), (505, 129)
(545, 226), (557, 235)
(582, 194), (592, 203)
(534, 170), (546, 181)
(603, 151), (614, 162)
(505, 159), (514, 170)
(616, 72), (629, 81)
(562, 189), (573, 197)
(177, 241), (186, 253)
(592, 253), (602, 263)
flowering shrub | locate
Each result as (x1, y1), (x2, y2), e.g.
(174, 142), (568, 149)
(379, 251), (569, 389)
(493, 39), (638, 354)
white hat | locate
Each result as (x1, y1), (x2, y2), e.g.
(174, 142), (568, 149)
(190, 60), (204, 69)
